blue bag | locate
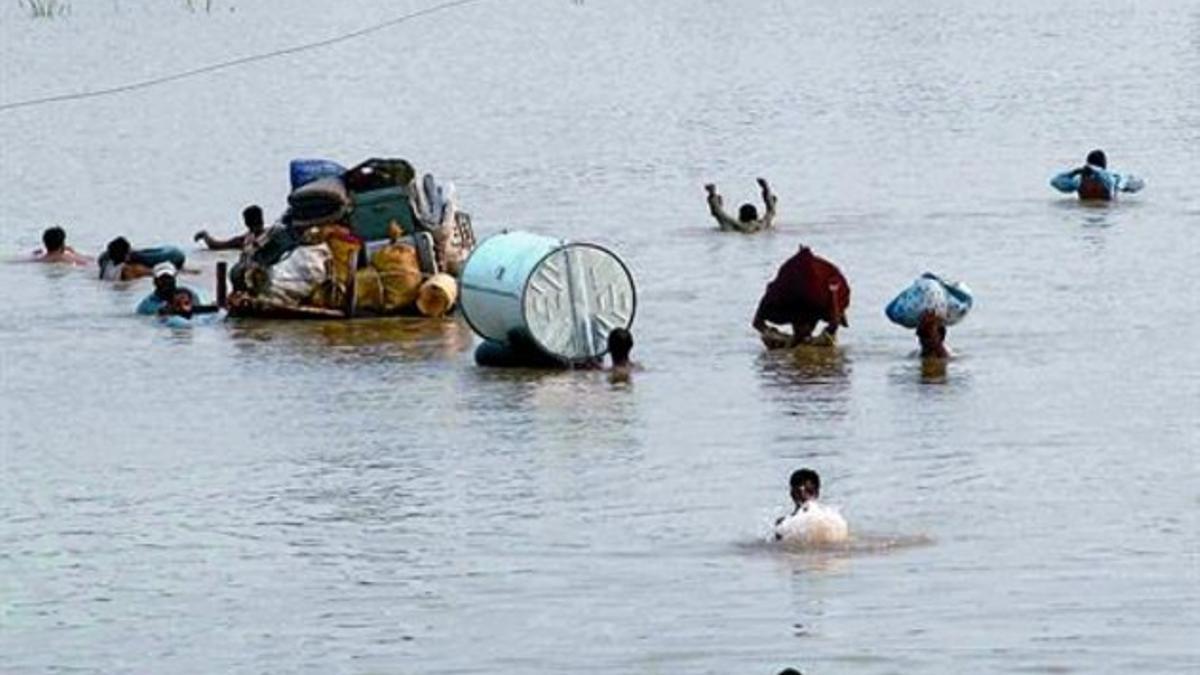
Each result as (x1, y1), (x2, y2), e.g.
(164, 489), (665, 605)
(290, 159), (346, 190)
(885, 273), (973, 328)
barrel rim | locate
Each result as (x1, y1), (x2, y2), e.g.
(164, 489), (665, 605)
(519, 241), (638, 363)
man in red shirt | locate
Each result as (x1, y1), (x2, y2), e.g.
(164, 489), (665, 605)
(752, 246), (850, 349)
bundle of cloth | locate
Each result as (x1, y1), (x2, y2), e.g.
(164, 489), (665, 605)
(885, 273), (973, 329)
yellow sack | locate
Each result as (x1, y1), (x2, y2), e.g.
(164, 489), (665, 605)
(416, 273), (458, 318)
(324, 229), (361, 308)
(354, 267), (385, 314)
(370, 243), (423, 312)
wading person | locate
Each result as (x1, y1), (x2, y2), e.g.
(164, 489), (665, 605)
(135, 263), (201, 315)
(1050, 149), (1144, 201)
(752, 246), (850, 349)
(774, 468), (848, 544)
(705, 177), (777, 233)
(194, 204), (268, 251)
(606, 328), (638, 381)
(916, 310), (950, 359)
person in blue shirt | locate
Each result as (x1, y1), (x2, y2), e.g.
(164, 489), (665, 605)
(135, 263), (204, 315)
(1050, 149), (1145, 201)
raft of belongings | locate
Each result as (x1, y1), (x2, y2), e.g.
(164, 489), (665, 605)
(223, 157), (476, 320)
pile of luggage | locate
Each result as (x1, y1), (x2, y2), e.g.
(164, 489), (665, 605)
(227, 157), (476, 319)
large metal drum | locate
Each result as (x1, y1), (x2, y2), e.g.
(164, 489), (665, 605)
(460, 231), (636, 363)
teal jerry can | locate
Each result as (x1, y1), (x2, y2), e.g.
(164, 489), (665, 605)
(349, 186), (418, 240)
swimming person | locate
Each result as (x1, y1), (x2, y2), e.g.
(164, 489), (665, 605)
(98, 237), (150, 280)
(753, 246), (850, 349)
(135, 263), (201, 315)
(30, 226), (89, 265)
(194, 205), (267, 251)
(705, 178), (777, 233)
(1050, 149), (1145, 201)
(774, 468), (849, 545)
(98, 237), (187, 281)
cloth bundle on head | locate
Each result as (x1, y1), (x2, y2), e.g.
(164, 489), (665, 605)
(885, 273), (973, 328)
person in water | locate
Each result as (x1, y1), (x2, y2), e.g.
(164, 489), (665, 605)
(606, 327), (637, 379)
(98, 237), (188, 281)
(194, 204), (267, 251)
(1050, 149), (1145, 201)
(135, 263), (202, 315)
(916, 310), (950, 359)
(98, 237), (151, 280)
(30, 226), (89, 265)
(774, 468), (848, 544)
(705, 178), (777, 233)
(753, 246), (850, 349)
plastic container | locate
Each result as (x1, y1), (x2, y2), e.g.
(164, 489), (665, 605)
(460, 231), (636, 364)
(289, 159), (346, 190)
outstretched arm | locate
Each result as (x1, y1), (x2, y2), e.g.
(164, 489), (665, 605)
(757, 177), (778, 228)
(194, 230), (247, 251)
(705, 184), (746, 232)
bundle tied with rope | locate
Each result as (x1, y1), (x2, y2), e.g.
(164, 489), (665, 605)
(355, 221), (424, 314)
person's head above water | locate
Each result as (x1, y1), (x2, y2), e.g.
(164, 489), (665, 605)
(790, 468), (821, 506)
(1086, 149), (1107, 169)
(242, 204), (265, 235)
(608, 328), (634, 367)
(105, 236), (131, 264)
(42, 226), (66, 253)
(152, 262), (178, 298)
(169, 288), (194, 315)
(738, 203), (759, 223)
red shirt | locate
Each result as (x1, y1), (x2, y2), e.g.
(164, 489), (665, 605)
(753, 247), (851, 328)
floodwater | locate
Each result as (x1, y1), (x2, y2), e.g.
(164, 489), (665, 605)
(1, 0), (1198, 672)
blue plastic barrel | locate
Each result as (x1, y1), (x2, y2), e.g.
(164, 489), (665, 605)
(460, 231), (637, 364)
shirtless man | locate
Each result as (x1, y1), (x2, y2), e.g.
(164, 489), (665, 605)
(30, 227), (89, 265)
(705, 178), (777, 233)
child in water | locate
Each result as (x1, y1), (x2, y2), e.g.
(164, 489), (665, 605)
(774, 468), (849, 545)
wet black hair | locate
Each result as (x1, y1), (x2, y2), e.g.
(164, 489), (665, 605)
(105, 237), (131, 263)
(1086, 149), (1107, 169)
(738, 203), (759, 223)
(778, 670), (804, 675)
(42, 226), (65, 252)
(608, 328), (633, 365)
(242, 204), (264, 230)
(789, 468), (820, 497)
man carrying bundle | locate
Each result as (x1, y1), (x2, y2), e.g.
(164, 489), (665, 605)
(1050, 149), (1144, 201)
(752, 246), (850, 349)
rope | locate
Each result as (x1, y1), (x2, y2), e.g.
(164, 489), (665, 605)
(0, 0), (492, 114)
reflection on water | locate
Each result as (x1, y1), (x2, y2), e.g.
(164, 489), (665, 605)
(226, 316), (476, 363)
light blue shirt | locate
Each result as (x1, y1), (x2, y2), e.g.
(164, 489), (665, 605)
(135, 287), (202, 316)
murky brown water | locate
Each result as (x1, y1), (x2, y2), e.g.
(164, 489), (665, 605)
(2, 1), (1198, 673)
